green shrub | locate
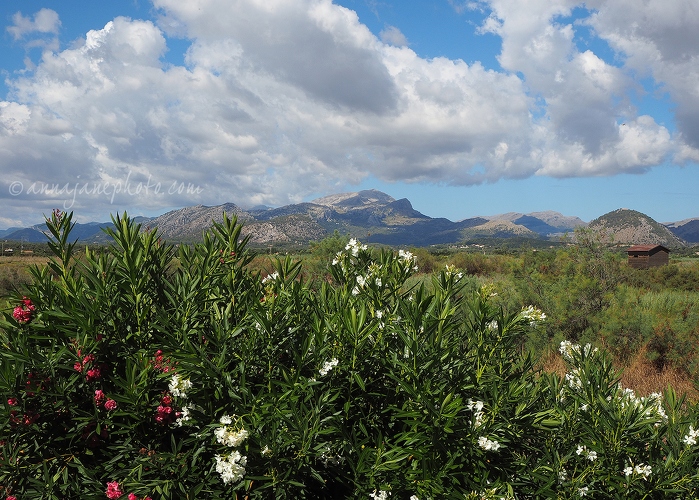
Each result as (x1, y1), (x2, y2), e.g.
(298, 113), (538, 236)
(2, 212), (699, 499)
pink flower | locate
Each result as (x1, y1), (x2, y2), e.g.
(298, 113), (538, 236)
(74, 362), (83, 372)
(106, 480), (123, 499)
(13, 296), (36, 323)
(86, 368), (102, 382)
(94, 390), (106, 406)
(104, 399), (118, 411)
(7, 397), (18, 406)
(7, 496), (17, 500)
(128, 493), (138, 500)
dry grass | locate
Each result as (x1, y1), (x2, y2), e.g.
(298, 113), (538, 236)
(618, 347), (699, 399)
(539, 347), (699, 401)
(0, 256), (49, 265)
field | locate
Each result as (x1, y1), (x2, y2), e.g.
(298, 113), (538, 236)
(3, 215), (699, 498)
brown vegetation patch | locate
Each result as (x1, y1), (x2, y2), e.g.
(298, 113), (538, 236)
(540, 347), (699, 401)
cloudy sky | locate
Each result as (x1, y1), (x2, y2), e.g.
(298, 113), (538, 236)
(1, 0), (698, 228)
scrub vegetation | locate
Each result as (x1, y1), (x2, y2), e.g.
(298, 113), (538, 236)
(2, 213), (699, 498)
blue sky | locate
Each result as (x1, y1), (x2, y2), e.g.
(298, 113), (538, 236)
(1, 0), (698, 228)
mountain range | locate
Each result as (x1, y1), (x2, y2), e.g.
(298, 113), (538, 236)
(2, 190), (698, 247)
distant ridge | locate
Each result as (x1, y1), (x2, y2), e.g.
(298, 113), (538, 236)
(2, 191), (697, 247)
(665, 218), (699, 243)
(482, 211), (587, 234)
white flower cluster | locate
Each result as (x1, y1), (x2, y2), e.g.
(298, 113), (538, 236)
(262, 271), (279, 284)
(558, 469), (568, 484)
(564, 369), (583, 390)
(444, 264), (463, 280)
(319, 445), (344, 467)
(346, 238), (367, 257)
(684, 425), (699, 446)
(331, 238), (368, 270)
(169, 374), (193, 399)
(319, 358), (339, 377)
(215, 415), (250, 447)
(559, 341), (598, 363)
(520, 305), (546, 326)
(351, 261), (385, 296)
(373, 309), (386, 329)
(398, 249), (419, 271)
(478, 436), (501, 451)
(213, 414), (249, 485)
(369, 490), (391, 500)
(214, 451), (247, 485)
(576, 444), (597, 461)
(618, 388), (667, 424)
(486, 320), (498, 331)
(467, 399), (485, 427)
(624, 463), (652, 478)
(175, 404), (193, 427)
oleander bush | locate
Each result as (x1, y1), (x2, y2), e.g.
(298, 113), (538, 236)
(2, 211), (699, 499)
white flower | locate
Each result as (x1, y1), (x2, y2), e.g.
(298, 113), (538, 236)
(565, 370), (583, 390)
(520, 305), (546, 326)
(684, 425), (699, 446)
(578, 486), (589, 497)
(319, 358), (339, 377)
(478, 436), (501, 451)
(215, 426), (249, 447)
(375, 310), (383, 319)
(352, 286), (360, 295)
(486, 320), (498, 331)
(624, 463), (652, 479)
(576, 445), (597, 461)
(175, 404), (193, 427)
(261, 445), (272, 457)
(345, 238), (366, 256)
(559, 340), (576, 361)
(214, 415), (249, 447)
(635, 464), (652, 478)
(398, 249), (415, 262)
(558, 469), (568, 484)
(262, 272), (279, 284)
(356, 275), (366, 287)
(467, 399), (485, 427)
(215, 452), (247, 484)
(409, 496), (419, 500)
(444, 264), (463, 279)
(374, 277), (382, 287)
(369, 490), (391, 500)
(169, 374), (193, 399)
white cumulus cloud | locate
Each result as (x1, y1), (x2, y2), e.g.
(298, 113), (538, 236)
(0, 0), (696, 225)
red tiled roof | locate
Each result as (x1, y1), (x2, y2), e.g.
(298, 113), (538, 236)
(627, 245), (670, 252)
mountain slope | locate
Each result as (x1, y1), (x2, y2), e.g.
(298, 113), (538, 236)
(588, 209), (685, 247)
(462, 220), (540, 240)
(666, 219), (699, 243)
(483, 211), (586, 235)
